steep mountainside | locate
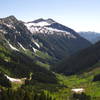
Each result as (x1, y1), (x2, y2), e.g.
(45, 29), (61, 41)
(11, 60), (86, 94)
(25, 18), (91, 60)
(56, 41), (100, 75)
(79, 32), (100, 43)
(0, 16), (99, 100)
(0, 37), (57, 84)
(0, 16), (91, 67)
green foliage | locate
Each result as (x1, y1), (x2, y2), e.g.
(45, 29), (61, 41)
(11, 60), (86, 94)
(56, 66), (100, 98)
(72, 93), (91, 100)
(56, 41), (100, 75)
(0, 88), (56, 100)
(35, 61), (50, 70)
(36, 51), (52, 60)
(93, 74), (100, 81)
(0, 43), (57, 84)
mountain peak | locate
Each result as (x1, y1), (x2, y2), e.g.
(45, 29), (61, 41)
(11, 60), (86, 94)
(46, 18), (55, 24)
(7, 15), (16, 19)
(0, 15), (18, 26)
(28, 18), (55, 24)
(32, 18), (45, 23)
(4, 15), (17, 21)
(0, 15), (17, 23)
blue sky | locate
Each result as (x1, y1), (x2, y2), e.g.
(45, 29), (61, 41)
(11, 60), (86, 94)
(0, 0), (100, 32)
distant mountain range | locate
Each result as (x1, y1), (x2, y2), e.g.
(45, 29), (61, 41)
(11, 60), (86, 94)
(0, 16), (91, 66)
(79, 32), (100, 43)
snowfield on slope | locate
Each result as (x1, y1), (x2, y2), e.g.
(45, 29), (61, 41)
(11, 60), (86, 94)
(7, 41), (19, 51)
(5, 75), (22, 83)
(18, 42), (26, 51)
(24, 21), (77, 39)
(25, 21), (50, 27)
(71, 88), (85, 93)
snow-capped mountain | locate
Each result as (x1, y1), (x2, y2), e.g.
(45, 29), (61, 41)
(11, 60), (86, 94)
(79, 32), (100, 44)
(24, 18), (91, 58)
(0, 16), (91, 65)
(25, 18), (75, 39)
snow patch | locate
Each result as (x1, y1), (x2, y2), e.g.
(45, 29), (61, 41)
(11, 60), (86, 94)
(9, 43), (19, 51)
(31, 39), (40, 48)
(34, 42), (40, 48)
(4, 23), (15, 29)
(46, 27), (70, 34)
(71, 88), (85, 93)
(5, 75), (21, 83)
(6, 41), (19, 51)
(25, 23), (73, 36)
(32, 47), (38, 53)
(18, 42), (26, 51)
(0, 29), (7, 34)
(25, 22), (50, 27)
(25, 22), (77, 39)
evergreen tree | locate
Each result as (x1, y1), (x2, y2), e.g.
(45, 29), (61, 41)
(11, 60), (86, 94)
(23, 91), (31, 100)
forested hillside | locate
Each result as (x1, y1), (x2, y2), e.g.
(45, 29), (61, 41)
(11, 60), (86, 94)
(56, 41), (100, 75)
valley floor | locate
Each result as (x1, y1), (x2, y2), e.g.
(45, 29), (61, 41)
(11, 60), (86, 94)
(0, 67), (100, 100)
